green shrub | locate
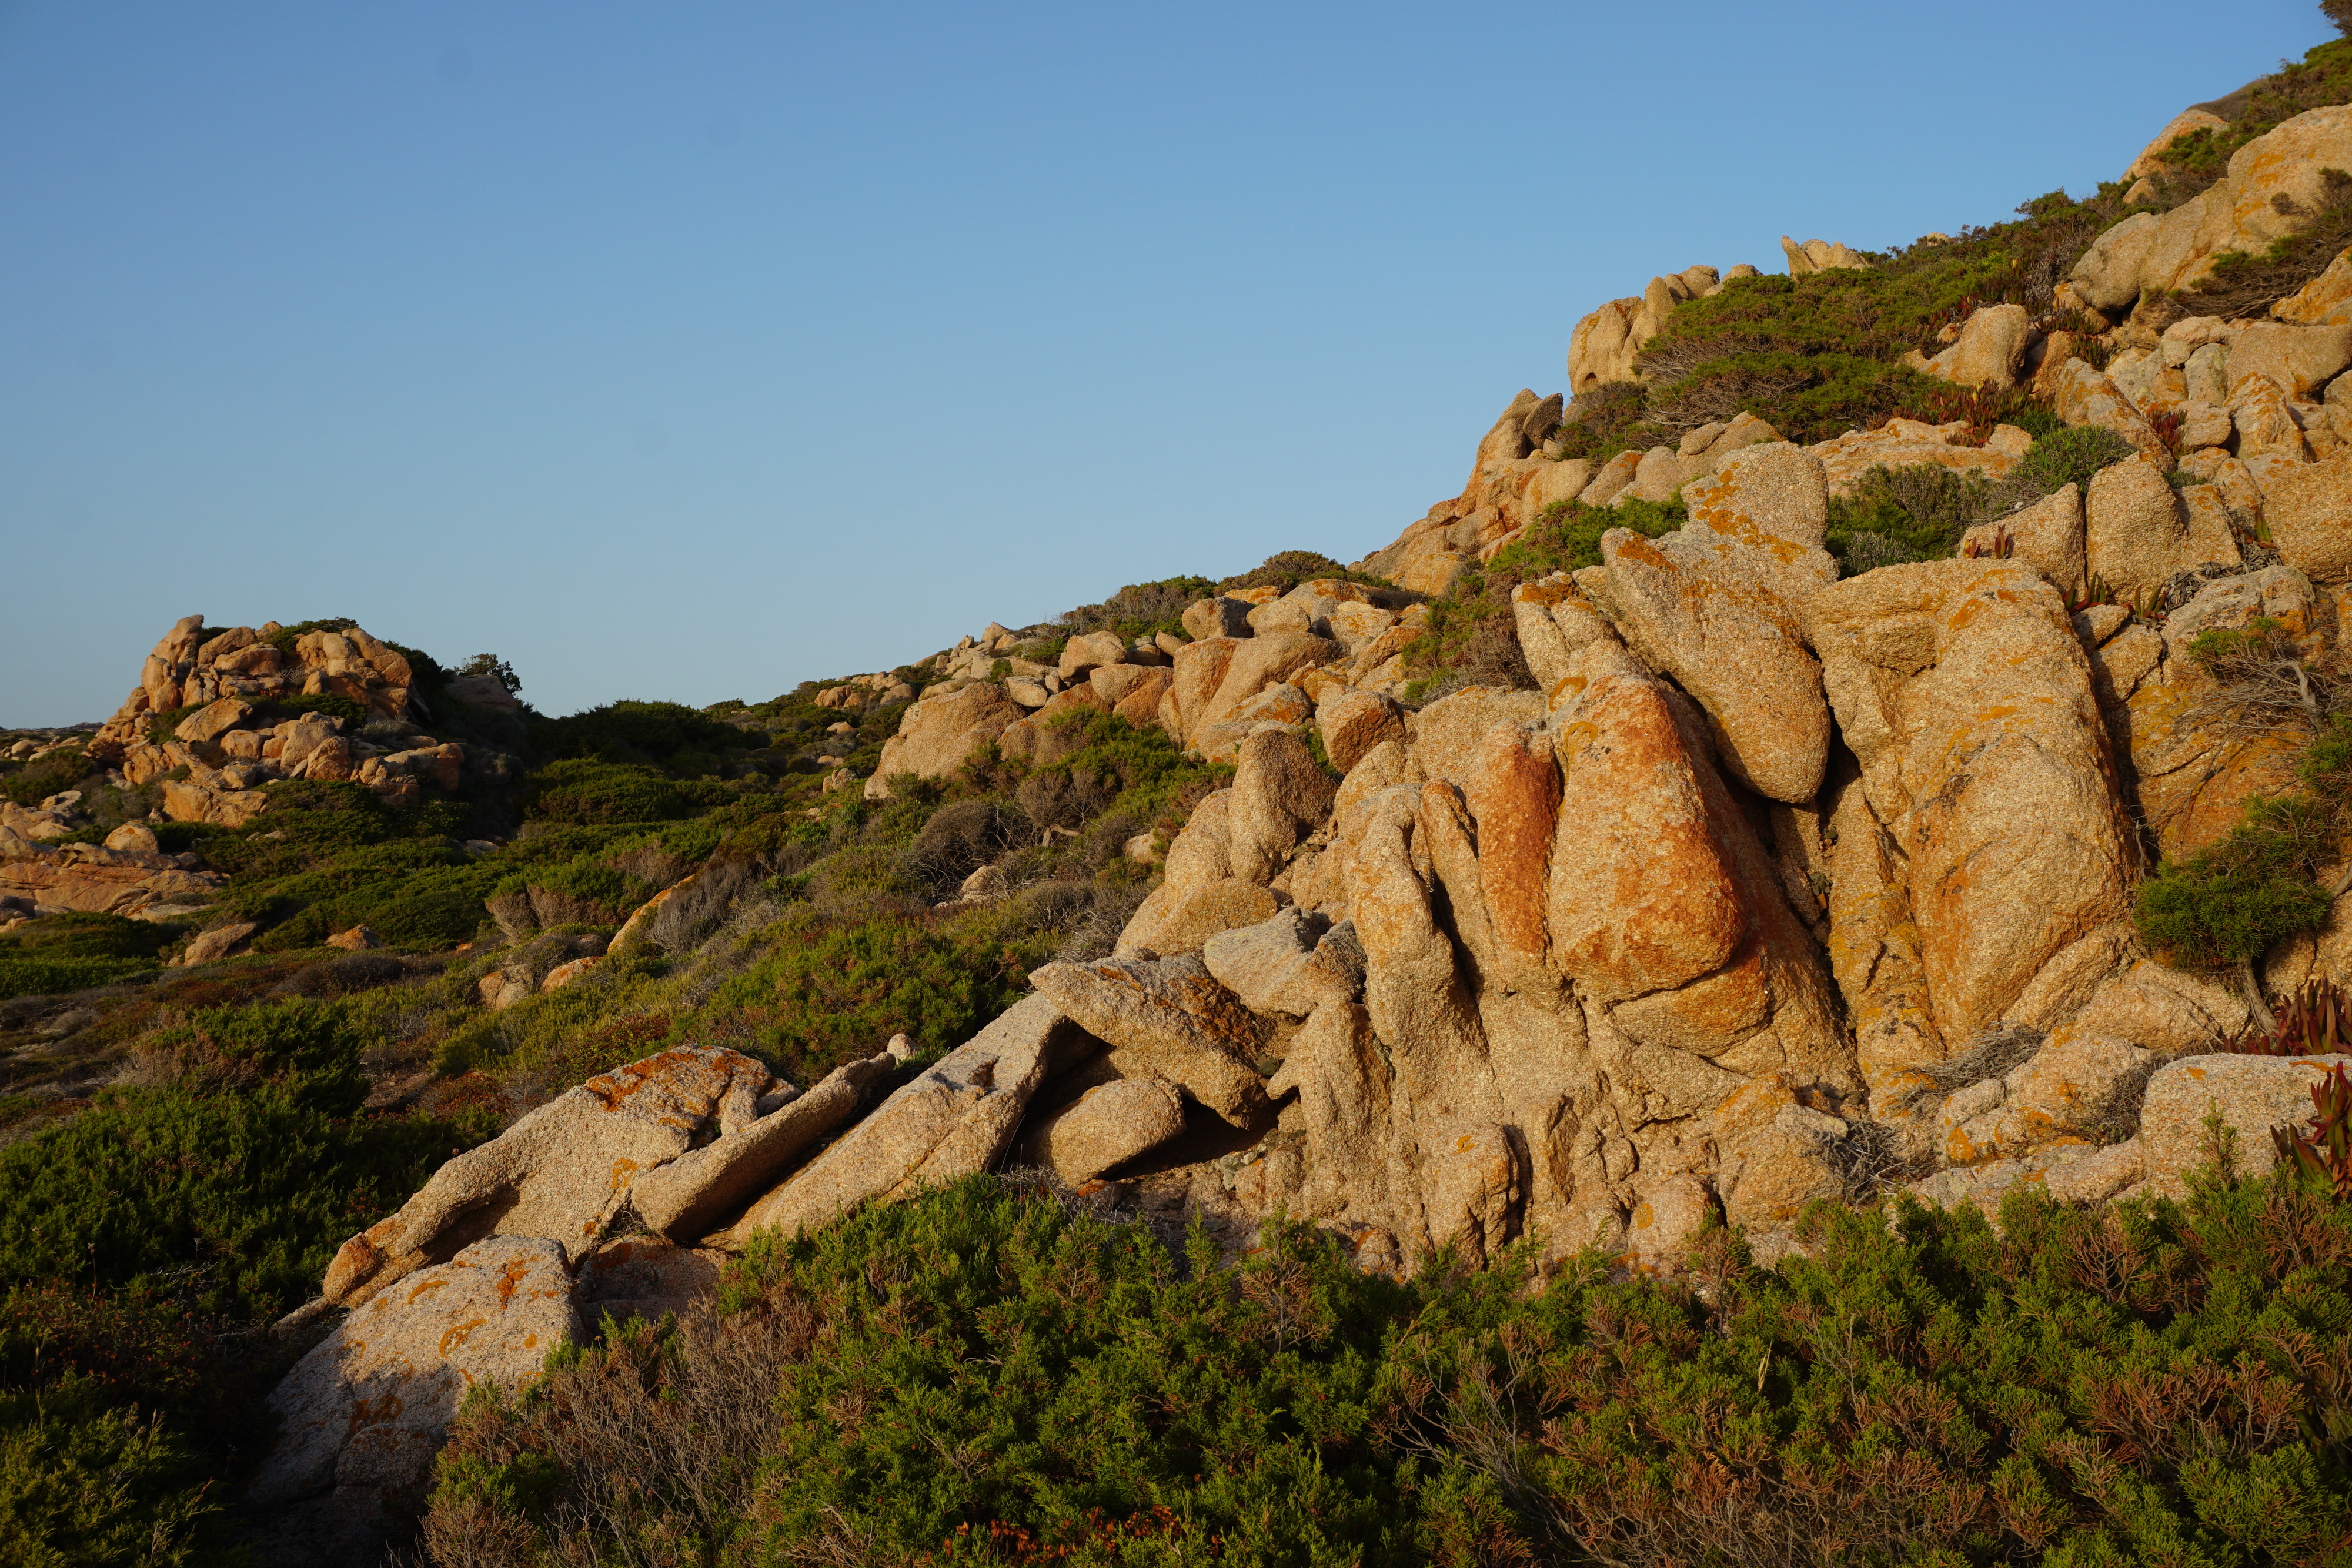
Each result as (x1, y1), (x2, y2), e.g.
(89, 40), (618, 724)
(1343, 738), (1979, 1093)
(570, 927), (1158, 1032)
(692, 908), (1055, 1085)
(0, 1377), (240, 1566)
(529, 700), (762, 771)
(525, 758), (691, 824)
(2016, 424), (2135, 494)
(1060, 576), (1219, 642)
(1217, 551), (1395, 597)
(0, 912), (178, 998)
(0, 749), (93, 809)
(0, 997), (472, 1322)
(2136, 717), (2352, 969)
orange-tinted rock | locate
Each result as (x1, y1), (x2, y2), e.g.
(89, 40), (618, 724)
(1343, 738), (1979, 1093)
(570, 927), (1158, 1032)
(1544, 643), (1743, 1000)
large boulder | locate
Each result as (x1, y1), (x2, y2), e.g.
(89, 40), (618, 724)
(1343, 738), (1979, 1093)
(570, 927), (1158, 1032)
(322, 1047), (779, 1306)
(1918, 303), (2032, 390)
(2261, 449), (2352, 584)
(864, 681), (1025, 799)
(249, 1238), (576, 1559)
(1806, 561), (2134, 1093)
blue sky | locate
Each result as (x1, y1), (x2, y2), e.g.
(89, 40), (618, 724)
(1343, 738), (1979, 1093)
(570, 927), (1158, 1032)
(0, 0), (2333, 724)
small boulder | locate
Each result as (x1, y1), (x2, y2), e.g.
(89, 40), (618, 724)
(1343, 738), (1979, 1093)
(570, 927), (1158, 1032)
(103, 821), (159, 855)
(1021, 1078), (1187, 1183)
(178, 921), (257, 966)
(326, 925), (382, 952)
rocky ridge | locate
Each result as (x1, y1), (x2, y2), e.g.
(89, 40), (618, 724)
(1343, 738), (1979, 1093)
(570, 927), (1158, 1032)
(24, 72), (2352, 1561)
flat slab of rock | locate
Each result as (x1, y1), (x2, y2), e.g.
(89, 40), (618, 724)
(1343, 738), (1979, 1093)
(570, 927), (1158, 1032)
(250, 1237), (576, 1557)
(323, 1045), (777, 1306)
(1031, 953), (1271, 1126)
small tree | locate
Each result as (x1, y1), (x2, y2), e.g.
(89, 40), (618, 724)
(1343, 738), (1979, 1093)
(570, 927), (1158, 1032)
(456, 653), (521, 696)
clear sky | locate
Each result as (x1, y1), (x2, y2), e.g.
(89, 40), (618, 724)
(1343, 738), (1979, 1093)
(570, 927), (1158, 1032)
(0, 0), (2333, 725)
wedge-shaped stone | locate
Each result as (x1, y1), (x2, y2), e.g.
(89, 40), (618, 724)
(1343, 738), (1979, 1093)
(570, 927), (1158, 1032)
(1596, 523), (1830, 803)
(1202, 908), (1364, 1017)
(1544, 642), (1743, 1000)
(1030, 952), (1270, 1125)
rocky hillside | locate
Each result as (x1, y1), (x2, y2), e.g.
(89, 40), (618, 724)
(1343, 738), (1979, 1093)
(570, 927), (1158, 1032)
(11, 25), (2352, 1568)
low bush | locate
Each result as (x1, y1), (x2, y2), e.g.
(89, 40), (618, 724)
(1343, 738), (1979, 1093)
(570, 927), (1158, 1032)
(0, 998), (477, 1323)
(1060, 576), (1218, 643)
(0, 912), (178, 999)
(2136, 717), (2352, 971)
(1218, 551), (1395, 597)
(421, 1167), (2352, 1566)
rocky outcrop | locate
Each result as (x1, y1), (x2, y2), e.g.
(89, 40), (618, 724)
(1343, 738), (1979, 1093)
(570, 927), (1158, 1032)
(2070, 105), (2352, 315)
(74, 617), (484, 828)
(322, 1047), (784, 1307)
(1780, 236), (1872, 276)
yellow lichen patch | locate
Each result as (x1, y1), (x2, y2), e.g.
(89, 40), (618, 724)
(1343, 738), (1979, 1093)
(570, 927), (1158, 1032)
(609, 1156), (641, 1193)
(439, 1317), (489, 1357)
(404, 1278), (448, 1305)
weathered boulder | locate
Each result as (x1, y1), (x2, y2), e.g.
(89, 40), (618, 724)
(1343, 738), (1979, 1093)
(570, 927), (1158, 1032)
(2086, 454), (2205, 599)
(1226, 728), (1337, 885)
(2261, 449), (2352, 583)
(250, 1238), (576, 1556)
(1963, 483), (2086, 600)
(1020, 1078), (1188, 1183)
(1316, 688), (1406, 775)
(1806, 561), (2134, 1092)
(1919, 303), (2032, 390)
(1030, 953), (1270, 1125)
(1509, 574), (1617, 693)
(1057, 631), (1128, 682)
(864, 682), (1024, 799)
(2114, 566), (2320, 860)
(322, 1047), (778, 1306)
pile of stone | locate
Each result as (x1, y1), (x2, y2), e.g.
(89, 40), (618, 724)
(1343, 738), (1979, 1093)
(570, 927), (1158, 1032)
(79, 618), (477, 828)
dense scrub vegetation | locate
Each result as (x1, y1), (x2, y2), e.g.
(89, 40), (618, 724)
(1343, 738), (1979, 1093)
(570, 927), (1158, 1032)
(419, 1166), (2352, 1567)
